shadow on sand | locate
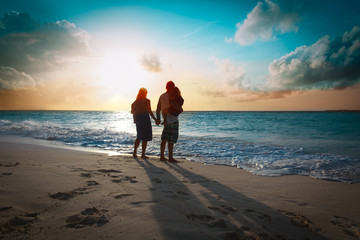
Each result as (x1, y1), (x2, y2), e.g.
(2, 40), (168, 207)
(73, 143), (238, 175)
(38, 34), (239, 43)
(134, 158), (327, 240)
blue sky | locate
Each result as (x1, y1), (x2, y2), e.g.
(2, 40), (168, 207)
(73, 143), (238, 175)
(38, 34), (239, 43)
(0, 0), (360, 110)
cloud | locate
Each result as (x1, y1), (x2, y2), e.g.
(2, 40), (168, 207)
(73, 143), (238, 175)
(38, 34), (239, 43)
(140, 54), (162, 72)
(234, 0), (301, 45)
(266, 26), (360, 91)
(209, 26), (360, 102)
(210, 56), (246, 88)
(0, 67), (36, 90)
(0, 11), (91, 90)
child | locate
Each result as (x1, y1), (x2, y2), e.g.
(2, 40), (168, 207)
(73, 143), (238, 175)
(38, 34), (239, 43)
(162, 87), (184, 125)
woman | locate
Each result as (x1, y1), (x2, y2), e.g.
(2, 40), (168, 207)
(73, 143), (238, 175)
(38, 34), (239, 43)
(131, 88), (159, 158)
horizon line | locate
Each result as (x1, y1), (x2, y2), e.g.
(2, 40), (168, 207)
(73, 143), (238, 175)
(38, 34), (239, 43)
(1, 109), (359, 112)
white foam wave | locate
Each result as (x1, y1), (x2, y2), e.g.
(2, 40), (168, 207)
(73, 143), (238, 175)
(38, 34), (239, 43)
(1, 113), (359, 183)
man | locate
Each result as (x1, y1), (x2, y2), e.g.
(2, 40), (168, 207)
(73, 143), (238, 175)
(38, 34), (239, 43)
(156, 81), (179, 162)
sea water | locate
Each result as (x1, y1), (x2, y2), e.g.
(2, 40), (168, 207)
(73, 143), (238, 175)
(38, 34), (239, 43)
(1, 111), (359, 183)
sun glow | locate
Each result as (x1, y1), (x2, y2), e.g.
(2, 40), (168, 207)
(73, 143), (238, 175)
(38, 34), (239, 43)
(96, 51), (148, 94)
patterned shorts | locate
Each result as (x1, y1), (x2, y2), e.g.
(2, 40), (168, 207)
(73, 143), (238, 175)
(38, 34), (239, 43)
(161, 122), (179, 144)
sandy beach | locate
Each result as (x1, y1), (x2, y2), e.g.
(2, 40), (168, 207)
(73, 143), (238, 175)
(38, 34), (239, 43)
(0, 137), (359, 240)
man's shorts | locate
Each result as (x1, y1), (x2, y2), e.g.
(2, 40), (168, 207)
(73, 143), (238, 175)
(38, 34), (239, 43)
(161, 122), (179, 144)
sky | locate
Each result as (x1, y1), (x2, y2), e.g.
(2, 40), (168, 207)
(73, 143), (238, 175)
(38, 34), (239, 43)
(0, 0), (360, 111)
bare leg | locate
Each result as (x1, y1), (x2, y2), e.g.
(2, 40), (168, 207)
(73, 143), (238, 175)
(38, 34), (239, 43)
(160, 140), (167, 161)
(133, 139), (140, 157)
(141, 141), (149, 159)
(168, 143), (178, 162)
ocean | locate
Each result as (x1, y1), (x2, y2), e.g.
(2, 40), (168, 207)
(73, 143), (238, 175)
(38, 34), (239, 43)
(1, 111), (359, 183)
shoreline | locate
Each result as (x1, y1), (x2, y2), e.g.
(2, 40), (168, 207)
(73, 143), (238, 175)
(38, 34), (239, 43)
(2, 135), (358, 184)
(1, 137), (360, 239)
(0, 135), (360, 184)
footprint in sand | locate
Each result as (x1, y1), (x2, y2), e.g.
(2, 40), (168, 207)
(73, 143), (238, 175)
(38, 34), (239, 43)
(225, 226), (268, 240)
(49, 188), (88, 200)
(160, 190), (190, 200)
(187, 213), (228, 229)
(70, 167), (87, 172)
(97, 169), (121, 174)
(0, 162), (19, 167)
(331, 215), (360, 238)
(279, 210), (320, 233)
(245, 208), (272, 222)
(0, 212), (39, 234)
(221, 205), (238, 213)
(114, 193), (133, 199)
(286, 199), (310, 207)
(208, 206), (229, 215)
(1, 172), (13, 176)
(80, 172), (92, 178)
(131, 200), (158, 206)
(65, 207), (109, 228)
(112, 176), (137, 183)
(86, 180), (99, 186)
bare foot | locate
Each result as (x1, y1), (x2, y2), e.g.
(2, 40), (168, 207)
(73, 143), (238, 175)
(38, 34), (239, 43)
(133, 153), (137, 158)
(160, 157), (168, 161)
(168, 158), (179, 163)
(141, 155), (149, 159)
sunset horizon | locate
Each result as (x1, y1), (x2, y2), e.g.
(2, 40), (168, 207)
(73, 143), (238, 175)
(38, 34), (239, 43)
(1, 0), (360, 111)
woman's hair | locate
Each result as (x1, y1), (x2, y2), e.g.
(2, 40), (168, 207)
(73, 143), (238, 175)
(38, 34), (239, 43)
(136, 88), (148, 100)
(171, 87), (181, 97)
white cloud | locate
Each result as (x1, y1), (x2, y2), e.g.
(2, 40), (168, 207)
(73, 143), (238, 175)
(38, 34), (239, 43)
(0, 12), (92, 90)
(0, 12), (91, 76)
(0, 67), (36, 90)
(210, 56), (246, 88)
(209, 26), (360, 101)
(234, 0), (300, 45)
(140, 54), (162, 72)
(266, 26), (360, 91)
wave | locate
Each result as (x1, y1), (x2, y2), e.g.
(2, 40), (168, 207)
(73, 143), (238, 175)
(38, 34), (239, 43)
(1, 112), (359, 183)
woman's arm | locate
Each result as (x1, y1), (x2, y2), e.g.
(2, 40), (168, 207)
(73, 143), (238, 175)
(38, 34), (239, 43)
(131, 103), (136, 123)
(147, 100), (160, 125)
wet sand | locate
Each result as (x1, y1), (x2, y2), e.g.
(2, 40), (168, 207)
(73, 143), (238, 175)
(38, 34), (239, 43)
(1, 137), (360, 240)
